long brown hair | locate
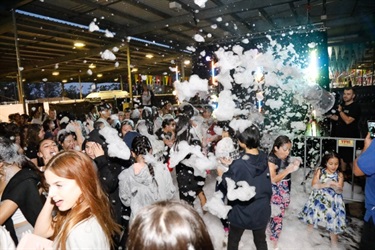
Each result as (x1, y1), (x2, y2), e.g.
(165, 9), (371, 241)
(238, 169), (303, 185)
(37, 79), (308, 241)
(127, 200), (214, 250)
(46, 151), (121, 250)
(25, 123), (42, 147)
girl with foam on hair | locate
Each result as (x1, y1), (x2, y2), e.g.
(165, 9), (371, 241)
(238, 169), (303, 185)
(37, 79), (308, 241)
(118, 135), (175, 222)
(171, 108), (207, 209)
(29, 150), (121, 250)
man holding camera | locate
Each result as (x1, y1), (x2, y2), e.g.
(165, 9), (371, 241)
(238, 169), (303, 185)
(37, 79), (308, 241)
(329, 87), (361, 177)
(354, 133), (375, 249)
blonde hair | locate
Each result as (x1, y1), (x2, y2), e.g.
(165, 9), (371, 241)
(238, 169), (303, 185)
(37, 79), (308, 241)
(46, 151), (120, 250)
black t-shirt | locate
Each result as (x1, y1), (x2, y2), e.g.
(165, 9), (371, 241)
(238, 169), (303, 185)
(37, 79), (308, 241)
(2, 168), (43, 244)
(268, 152), (291, 181)
(333, 102), (361, 138)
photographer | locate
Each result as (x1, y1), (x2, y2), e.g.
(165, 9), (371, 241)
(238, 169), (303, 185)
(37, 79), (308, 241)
(328, 87), (361, 178)
(353, 133), (375, 249)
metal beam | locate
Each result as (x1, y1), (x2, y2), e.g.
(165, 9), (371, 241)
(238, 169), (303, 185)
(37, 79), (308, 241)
(127, 0), (294, 35)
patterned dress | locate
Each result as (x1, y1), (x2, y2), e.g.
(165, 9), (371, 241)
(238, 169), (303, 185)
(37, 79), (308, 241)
(299, 168), (346, 234)
(268, 153), (291, 242)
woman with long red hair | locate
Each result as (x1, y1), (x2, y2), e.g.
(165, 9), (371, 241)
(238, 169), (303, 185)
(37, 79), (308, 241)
(30, 150), (121, 249)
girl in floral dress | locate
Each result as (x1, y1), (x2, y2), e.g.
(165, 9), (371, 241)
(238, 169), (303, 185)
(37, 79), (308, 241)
(299, 151), (346, 247)
(268, 135), (301, 249)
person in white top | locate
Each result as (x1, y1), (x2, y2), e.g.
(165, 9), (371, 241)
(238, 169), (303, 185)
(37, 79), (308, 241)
(0, 226), (15, 250)
(20, 150), (121, 250)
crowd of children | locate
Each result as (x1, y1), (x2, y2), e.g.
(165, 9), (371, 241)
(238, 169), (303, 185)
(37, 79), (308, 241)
(0, 100), (354, 249)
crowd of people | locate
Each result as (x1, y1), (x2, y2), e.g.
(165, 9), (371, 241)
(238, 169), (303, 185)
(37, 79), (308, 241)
(0, 90), (373, 249)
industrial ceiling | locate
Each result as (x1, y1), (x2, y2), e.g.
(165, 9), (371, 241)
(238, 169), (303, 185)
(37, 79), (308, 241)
(0, 0), (374, 84)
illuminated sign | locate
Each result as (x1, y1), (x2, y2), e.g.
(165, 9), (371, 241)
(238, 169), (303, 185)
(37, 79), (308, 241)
(338, 139), (354, 147)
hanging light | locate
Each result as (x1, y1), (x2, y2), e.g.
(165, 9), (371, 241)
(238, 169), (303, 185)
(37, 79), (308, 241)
(145, 54), (154, 58)
(97, 73), (103, 77)
(74, 41), (86, 48)
(52, 71), (60, 76)
(88, 63), (96, 69)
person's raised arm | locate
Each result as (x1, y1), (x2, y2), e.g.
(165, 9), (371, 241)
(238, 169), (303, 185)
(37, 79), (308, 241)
(34, 196), (55, 238)
(71, 121), (84, 149)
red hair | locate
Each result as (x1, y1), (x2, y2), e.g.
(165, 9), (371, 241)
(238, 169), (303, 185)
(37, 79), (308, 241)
(46, 151), (120, 250)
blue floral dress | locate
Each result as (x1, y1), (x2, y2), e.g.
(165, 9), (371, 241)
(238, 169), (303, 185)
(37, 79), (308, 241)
(298, 168), (346, 234)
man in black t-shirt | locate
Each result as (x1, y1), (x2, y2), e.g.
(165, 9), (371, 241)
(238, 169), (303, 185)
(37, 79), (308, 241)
(329, 87), (361, 175)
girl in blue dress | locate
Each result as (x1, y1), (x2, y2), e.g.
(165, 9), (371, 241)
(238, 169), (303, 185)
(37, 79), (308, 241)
(299, 151), (346, 247)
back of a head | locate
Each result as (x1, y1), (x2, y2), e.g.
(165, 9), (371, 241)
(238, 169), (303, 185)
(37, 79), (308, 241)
(127, 200), (213, 250)
(131, 135), (152, 156)
(42, 118), (53, 132)
(175, 114), (190, 133)
(142, 107), (153, 121)
(27, 123), (42, 142)
(0, 136), (24, 165)
(179, 103), (195, 119)
(237, 125), (261, 149)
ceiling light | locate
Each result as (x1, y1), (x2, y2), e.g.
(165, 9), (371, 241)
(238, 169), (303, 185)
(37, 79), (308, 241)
(62, 79), (67, 83)
(97, 73), (103, 77)
(52, 71), (59, 76)
(131, 68), (138, 72)
(184, 60), (190, 65)
(88, 63), (96, 69)
(74, 41), (86, 48)
(145, 54), (154, 58)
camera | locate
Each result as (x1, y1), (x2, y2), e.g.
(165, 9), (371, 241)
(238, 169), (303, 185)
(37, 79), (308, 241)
(368, 120), (375, 139)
